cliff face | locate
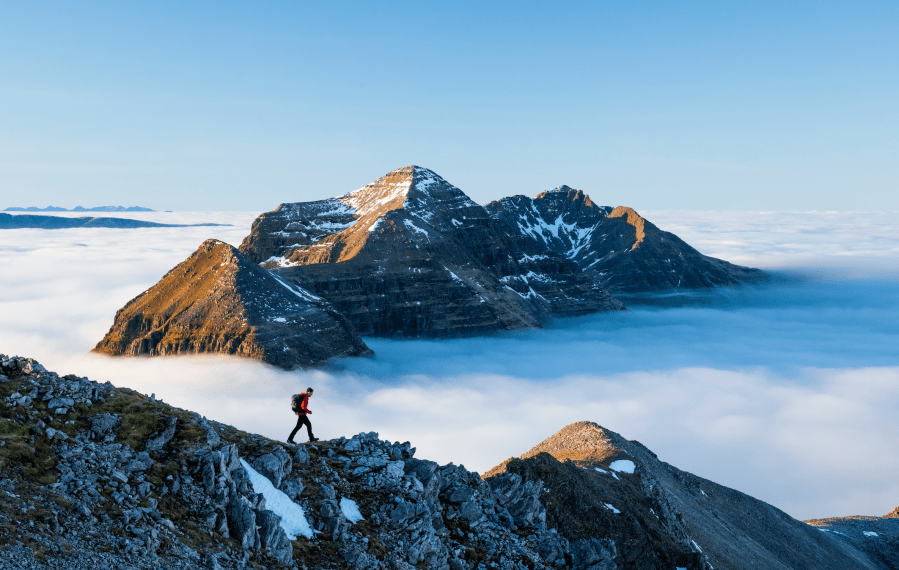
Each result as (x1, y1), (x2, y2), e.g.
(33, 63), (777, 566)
(240, 166), (623, 338)
(92, 239), (371, 368)
(486, 421), (888, 570)
(486, 187), (765, 294)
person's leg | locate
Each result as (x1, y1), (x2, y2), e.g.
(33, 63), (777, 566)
(287, 416), (303, 442)
(302, 415), (314, 440)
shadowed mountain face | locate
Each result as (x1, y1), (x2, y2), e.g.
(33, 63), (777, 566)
(93, 239), (371, 368)
(486, 187), (765, 294)
(485, 421), (889, 570)
(240, 166), (624, 338)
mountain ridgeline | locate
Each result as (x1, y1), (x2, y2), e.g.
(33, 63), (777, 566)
(96, 165), (764, 368)
(1, 357), (896, 570)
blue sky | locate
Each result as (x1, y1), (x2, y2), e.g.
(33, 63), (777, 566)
(2, 1), (897, 211)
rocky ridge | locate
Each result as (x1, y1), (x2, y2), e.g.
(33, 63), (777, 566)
(93, 239), (371, 369)
(2, 356), (895, 570)
(485, 421), (895, 570)
(0, 354), (612, 570)
(241, 166), (624, 338)
(485, 187), (765, 294)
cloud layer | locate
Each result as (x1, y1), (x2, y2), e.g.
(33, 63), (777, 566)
(1, 210), (898, 521)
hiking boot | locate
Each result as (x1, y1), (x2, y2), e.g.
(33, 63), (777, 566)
(286, 439), (296, 445)
(309, 437), (319, 442)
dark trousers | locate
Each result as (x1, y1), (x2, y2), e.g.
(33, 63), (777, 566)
(289, 414), (313, 441)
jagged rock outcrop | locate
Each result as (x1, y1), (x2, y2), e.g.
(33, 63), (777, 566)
(92, 239), (371, 369)
(240, 166), (624, 338)
(486, 421), (890, 570)
(0, 355), (607, 569)
(1, 356), (896, 570)
(486, 186), (765, 294)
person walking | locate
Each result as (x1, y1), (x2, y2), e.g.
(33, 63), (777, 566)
(287, 387), (318, 444)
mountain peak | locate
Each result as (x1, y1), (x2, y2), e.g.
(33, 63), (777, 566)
(521, 420), (633, 464)
(93, 238), (371, 368)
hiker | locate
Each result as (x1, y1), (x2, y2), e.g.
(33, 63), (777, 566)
(287, 387), (318, 444)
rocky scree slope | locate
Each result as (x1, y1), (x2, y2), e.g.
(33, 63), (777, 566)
(3, 357), (894, 570)
(239, 166), (623, 338)
(93, 239), (371, 369)
(485, 421), (896, 570)
(0, 354), (622, 570)
(485, 187), (764, 294)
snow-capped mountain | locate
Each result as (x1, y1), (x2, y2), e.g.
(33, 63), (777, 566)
(93, 239), (371, 368)
(486, 186), (765, 293)
(239, 166), (624, 338)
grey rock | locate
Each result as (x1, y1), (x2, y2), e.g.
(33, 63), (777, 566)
(293, 445), (310, 464)
(145, 416), (177, 452)
(568, 538), (616, 570)
(280, 477), (305, 500)
(227, 495), (258, 550)
(256, 509), (293, 564)
(252, 446), (292, 488)
(90, 413), (121, 440)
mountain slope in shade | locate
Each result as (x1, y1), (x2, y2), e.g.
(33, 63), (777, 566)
(486, 186), (765, 294)
(485, 421), (889, 570)
(239, 166), (623, 338)
(93, 239), (371, 368)
(805, 514), (899, 569)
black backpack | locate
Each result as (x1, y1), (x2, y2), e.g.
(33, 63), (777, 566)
(291, 393), (306, 413)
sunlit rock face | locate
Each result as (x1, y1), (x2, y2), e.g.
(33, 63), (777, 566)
(486, 186), (765, 294)
(93, 239), (371, 369)
(486, 421), (887, 570)
(240, 166), (624, 338)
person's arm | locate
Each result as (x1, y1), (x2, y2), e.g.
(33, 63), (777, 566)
(302, 396), (311, 414)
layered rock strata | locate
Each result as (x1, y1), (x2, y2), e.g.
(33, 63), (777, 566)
(93, 239), (371, 368)
(486, 186), (765, 294)
(240, 166), (623, 338)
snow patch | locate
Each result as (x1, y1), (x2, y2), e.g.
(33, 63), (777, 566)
(609, 460), (635, 474)
(864, 531), (879, 537)
(340, 497), (364, 524)
(443, 266), (464, 283)
(240, 459), (313, 539)
(271, 317), (287, 323)
(403, 219), (430, 238)
(603, 503), (620, 514)
(273, 275), (322, 303)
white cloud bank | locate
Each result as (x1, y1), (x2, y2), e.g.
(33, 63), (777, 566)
(1, 210), (898, 521)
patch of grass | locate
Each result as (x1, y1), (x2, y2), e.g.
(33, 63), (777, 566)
(0, 416), (58, 484)
(182, 520), (212, 549)
(367, 536), (388, 559)
(157, 496), (188, 524)
(466, 546), (488, 562)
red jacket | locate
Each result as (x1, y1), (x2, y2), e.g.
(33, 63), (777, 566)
(295, 394), (310, 415)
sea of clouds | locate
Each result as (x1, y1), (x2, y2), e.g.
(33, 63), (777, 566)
(1, 208), (897, 521)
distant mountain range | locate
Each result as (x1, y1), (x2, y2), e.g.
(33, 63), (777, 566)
(0, 213), (229, 230)
(4, 205), (154, 212)
(95, 165), (766, 368)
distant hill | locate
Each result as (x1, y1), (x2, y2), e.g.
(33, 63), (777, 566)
(4, 205), (155, 212)
(0, 213), (229, 229)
